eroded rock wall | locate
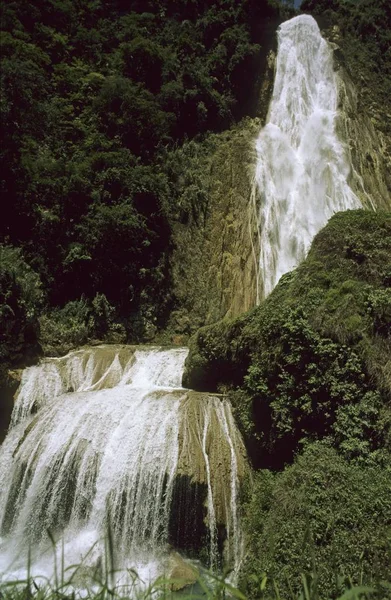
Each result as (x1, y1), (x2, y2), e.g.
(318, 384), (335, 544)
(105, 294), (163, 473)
(329, 27), (391, 210)
(169, 119), (262, 333)
(337, 69), (391, 210)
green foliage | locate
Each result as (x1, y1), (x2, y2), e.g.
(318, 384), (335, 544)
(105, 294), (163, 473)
(0, 246), (43, 438)
(39, 294), (126, 356)
(39, 299), (92, 356)
(185, 211), (391, 596)
(162, 138), (218, 225)
(366, 289), (391, 338)
(0, 0), (287, 350)
(186, 211), (391, 468)
(183, 311), (253, 391)
(91, 292), (115, 339)
(241, 443), (391, 599)
(243, 306), (389, 465)
(0, 245), (43, 364)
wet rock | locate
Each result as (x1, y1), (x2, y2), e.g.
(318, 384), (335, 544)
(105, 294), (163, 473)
(170, 119), (261, 334)
(166, 552), (198, 591)
(0, 369), (22, 442)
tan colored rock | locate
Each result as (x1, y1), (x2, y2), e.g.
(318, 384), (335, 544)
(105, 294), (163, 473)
(336, 68), (391, 210)
(8, 369), (23, 399)
(171, 119), (261, 331)
(166, 552), (198, 591)
(321, 25), (391, 210)
(177, 391), (248, 526)
(171, 334), (188, 346)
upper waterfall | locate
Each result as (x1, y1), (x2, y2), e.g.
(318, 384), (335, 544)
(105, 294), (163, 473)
(0, 346), (246, 592)
(254, 14), (361, 297)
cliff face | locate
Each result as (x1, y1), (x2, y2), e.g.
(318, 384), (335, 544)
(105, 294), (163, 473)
(329, 27), (391, 210)
(168, 20), (390, 338)
(337, 72), (391, 210)
(168, 53), (277, 336)
(169, 120), (261, 335)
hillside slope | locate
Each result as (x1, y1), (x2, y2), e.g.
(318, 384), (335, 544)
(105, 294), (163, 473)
(185, 210), (391, 467)
(185, 209), (391, 596)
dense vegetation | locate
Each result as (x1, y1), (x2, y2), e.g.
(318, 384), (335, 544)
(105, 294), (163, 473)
(1, 0), (389, 355)
(242, 443), (391, 599)
(185, 211), (391, 596)
(0, 0), (289, 365)
(301, 0), (391, 134)
(1, 0), (391, 597)
(186, 211), (391, 467)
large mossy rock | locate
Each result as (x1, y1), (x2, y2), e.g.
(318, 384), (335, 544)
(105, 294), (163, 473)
(184, 210), (391, 468)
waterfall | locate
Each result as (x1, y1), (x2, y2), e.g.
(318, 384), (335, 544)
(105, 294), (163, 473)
(0, 346), (245, 591)
(254, 14), (361, 298)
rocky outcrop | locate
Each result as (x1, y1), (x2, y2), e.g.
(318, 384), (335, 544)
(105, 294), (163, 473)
(337, 73), (391, 210)
(328, 26), (391, 210)
(168, 52), (276, 335)
(337, 74), (391, 209)
(165, 552), (198, 591)
(169, 120), (261, 334)
(0, 369), (21, 443)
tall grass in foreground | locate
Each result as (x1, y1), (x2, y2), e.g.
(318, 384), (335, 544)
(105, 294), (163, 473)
(0, 532), (389, 600)
(1, 571), (388, 600)
(1, 562), (389, 600)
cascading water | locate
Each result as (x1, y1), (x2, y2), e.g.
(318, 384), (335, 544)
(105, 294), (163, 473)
(1, 13), (364, 595)
(253, 14), (361, 298)
(0, 346), (245, 592)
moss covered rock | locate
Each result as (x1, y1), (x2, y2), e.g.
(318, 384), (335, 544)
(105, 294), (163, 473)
(185, 210), (391, 468)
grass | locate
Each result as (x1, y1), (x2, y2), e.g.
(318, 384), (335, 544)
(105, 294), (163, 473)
(0, 535), (387, 600)
(0, 570), (385, 600)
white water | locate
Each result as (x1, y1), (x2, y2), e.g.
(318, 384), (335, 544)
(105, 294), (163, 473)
(254, 14), (361, 297)
(0, 346), (245, 593)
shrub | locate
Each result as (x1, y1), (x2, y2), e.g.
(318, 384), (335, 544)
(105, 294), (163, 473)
(185, 211), (391, 468)
(241, 443), (391, 599)
(39, 299), (92, 356)
(0, 245), (43, 364)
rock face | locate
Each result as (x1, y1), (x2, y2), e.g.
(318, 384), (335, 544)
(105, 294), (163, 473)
(169, 47), (277, 334)
(169, 22), (390, 334)
(166, 552), (198, 591)
(170, 120), (262, 332)
(0, 370), (22, 443)
(329, 25), (391, 210)
(337, 72), (391, 210)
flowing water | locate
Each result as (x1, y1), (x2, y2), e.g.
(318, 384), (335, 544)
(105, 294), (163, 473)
(253, 14), (361, 298)
(0, 13), (366, 596)
(0, 346), (245, 593)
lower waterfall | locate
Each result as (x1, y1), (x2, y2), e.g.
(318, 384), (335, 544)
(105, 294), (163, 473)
(0, 346), (246, 592)
(253, 14), (362, 298)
